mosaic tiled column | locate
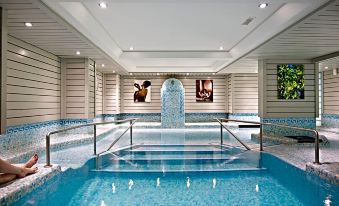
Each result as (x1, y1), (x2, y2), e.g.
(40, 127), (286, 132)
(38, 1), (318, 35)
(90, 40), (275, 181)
(161, 78), (185, 128)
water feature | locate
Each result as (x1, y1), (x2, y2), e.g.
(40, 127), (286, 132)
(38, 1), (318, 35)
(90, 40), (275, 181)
(161, 78), (185, 128)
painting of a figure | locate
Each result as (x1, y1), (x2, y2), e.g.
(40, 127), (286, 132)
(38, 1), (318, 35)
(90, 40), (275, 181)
(134, 80), (152, 102)
(196, 80), (213, 102)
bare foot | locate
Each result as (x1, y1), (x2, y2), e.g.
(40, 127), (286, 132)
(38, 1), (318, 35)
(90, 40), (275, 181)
(24, 154), (38, 168)
(17, 167), (38, 178)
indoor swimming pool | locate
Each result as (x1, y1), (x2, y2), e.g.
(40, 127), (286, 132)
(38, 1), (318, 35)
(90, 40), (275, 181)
(13, 152), (338, 206)
(11, 128), (339, 206)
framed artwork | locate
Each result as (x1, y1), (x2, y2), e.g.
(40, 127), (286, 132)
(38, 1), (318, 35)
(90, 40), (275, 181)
(277, 64), (305, 99)
(134, 80), (152, 102)
(196, 80), (213, 102)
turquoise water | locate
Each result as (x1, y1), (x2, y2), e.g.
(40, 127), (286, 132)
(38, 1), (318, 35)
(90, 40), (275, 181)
(14, 152), (338, 206)
(12, 128), (339, 205)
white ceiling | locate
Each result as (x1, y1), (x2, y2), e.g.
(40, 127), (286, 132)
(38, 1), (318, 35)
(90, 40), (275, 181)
(41, 0), (328, 73)
(246, 0), (339, 61)
(0, 0), (125, 74)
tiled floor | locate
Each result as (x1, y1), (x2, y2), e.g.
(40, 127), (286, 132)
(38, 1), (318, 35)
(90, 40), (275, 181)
(262, 127), (339, 169)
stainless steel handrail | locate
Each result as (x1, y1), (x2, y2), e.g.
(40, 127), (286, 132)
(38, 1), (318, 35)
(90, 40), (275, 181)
(217, 118), (320, 164)
(215, 119), (251, 150)
(45, 118), (138, 167)
(104, 119), (137, 153)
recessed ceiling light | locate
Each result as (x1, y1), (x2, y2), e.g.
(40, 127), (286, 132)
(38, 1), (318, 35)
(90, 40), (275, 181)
(25, 22), (32, 27)
(325, 66), (329, 69)
(98, 2), (107, 9)
(186, 73), (189, 76)
(130, 73), (133, 75)
(101, 64), (105, 67)
(259, 3), (268, 9)
(213, 73), (216, 75)
(76, 51), (80, 55)
(157, 73), (160, 76)
(113, 70), (116, 73)
(219, 46), (224, 51)
(129, 46), (134, 51)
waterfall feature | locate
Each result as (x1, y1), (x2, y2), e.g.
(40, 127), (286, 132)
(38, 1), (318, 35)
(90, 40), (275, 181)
(161, 78), (185, 128)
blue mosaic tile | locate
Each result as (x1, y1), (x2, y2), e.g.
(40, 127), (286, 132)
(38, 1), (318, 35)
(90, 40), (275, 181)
(228, 113), (260, 121)
(161, 78), (185, 128)
(261, 117), (316, 137)
(322, 114), (339, 127)
(185, 112), (228, 122)
(118, 113), (161, 122)
(0, 118), (97, 161)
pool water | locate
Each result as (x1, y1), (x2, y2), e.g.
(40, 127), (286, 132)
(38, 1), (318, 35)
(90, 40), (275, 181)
(13, 128), (339, 205)
(14, 152), (338, 206)
(97, 145), (262, 172)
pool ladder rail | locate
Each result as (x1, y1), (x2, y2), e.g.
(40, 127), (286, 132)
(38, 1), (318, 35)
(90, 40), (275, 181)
(216, 118), (321, 165)
(44, 118), (321, 168)
(44, 118), (138, 167)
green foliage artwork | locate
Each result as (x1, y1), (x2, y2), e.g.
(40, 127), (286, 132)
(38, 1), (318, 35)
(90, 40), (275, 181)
(277, 64), (305, 99)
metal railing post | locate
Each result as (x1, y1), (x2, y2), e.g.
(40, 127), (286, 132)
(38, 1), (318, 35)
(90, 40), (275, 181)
(130, 120), (133, 145)
(44, 118), (138, 167)
(259, 124), (263, 151)
(45, 134), (51, 167)
(96, 154), (100, 170)
(93, 125), (97, 155)
(314, 131), (320, 164)
(220, 119), (223, 145)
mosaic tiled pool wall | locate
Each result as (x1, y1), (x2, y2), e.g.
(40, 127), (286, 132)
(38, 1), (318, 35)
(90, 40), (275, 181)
(261, 117), (316, 137)
(228, 113), (260, 122)
(185, 113), (228, 122)
(322, 114), (339, 128)
(0, 119), (94, 161)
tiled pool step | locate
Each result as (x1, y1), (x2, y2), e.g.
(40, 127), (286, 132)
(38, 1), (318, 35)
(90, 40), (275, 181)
(95, 145), (263, 172)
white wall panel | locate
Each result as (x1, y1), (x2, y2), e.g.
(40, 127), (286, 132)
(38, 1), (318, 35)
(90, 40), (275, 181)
(323, 70), (339, 115)
(95, 71), (103, 115)
(6, 36), (61, 126)
(227, 74), (258, 114)
(260, 60), (316, 118)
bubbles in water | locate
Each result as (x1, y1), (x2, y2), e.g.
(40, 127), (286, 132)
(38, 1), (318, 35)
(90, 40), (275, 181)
(112, 183), (116, 193)
(255, 184), (259, 192)
(186, 177), (190, 188)
(101, 200), (106, 206)
(157, 177), (160, 187)
(324, 195), (332, 206)
(128, 179), (134, 190)
(212, 178), (216, 189)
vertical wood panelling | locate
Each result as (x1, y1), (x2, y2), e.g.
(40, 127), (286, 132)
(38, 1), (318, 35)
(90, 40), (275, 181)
(6, 36), (61, 126)
(118, 76), (227, 113)
(95, 70), (103, 115)
(178, 77), (226, 113)
(88, 60), (95, 118)
(64, 58), (94, 119)
(120, 76), (164, 113)
(65, 59), (86, 119)
(227, 74), (258, 114)
(104, 74), (117, 114)
(116, 74), (121, 114)
(227, 75), (233, 113)
(232, 74), (258, 113)
(323, 70), (339, 115)
(262, 61), (316, 118)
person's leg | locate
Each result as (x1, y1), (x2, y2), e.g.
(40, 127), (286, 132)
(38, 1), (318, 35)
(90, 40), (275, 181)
(0, 155), (38, 185)
(0, 174), (16, 185)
